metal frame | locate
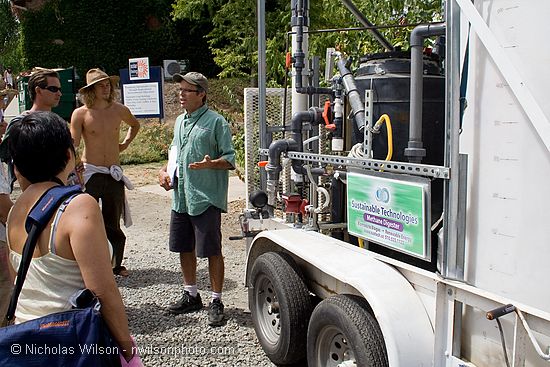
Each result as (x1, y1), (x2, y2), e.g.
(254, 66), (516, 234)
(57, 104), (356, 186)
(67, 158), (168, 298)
(454, 0), (550, 154)
(259, 149), (450, 179)
(442, 0), (462, 280)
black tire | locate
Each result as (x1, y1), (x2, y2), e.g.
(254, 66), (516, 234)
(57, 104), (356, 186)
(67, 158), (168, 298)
(249, 252), (312, 365)
(307, 294), (389, 367)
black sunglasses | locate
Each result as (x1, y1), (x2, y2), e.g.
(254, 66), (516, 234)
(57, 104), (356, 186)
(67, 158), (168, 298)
(40, 85), (62, 93)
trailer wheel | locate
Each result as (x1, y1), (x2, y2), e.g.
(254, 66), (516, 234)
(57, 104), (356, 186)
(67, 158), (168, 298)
(249, 252), (312, 364)
(307, 294), (388, 367)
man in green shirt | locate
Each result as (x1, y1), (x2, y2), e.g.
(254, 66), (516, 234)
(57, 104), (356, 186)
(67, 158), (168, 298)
(158, 72), (235, 326)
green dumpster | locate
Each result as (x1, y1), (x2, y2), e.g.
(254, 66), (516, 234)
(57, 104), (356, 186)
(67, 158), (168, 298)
(17, 67), (77, 121)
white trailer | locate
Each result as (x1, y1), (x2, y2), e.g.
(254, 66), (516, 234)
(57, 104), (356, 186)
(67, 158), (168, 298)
(240, 1), (550, 366)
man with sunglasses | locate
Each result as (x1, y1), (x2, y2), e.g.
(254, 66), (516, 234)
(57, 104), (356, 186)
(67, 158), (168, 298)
(27, 68), (62, 112)
(158, 72), (235, 327)
(0, 68), (60, 315)
(0, 68), (62, 135)
(0, 69), (63, 185)
(2, 68), (62, 123)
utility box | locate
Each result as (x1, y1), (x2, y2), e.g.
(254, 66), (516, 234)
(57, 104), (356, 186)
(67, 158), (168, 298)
(17, 67), (77, 121)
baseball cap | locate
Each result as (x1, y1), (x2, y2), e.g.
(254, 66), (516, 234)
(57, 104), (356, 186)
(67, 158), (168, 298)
(173, 72), (208, 93)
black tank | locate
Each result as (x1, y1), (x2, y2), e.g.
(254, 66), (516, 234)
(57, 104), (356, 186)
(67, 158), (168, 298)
(351, 51), (445, 271)
(353, 51), (445, 166)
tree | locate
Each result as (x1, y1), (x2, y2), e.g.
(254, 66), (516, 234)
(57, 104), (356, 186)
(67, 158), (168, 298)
(172, 0), (442, 84)
(0, 0), (23, 72)
(12, 0), (218, 78)
(172, 0), (287, 79)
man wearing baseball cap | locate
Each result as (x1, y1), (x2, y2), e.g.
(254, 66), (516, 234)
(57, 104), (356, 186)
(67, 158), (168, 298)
(158, 72), (235, 326)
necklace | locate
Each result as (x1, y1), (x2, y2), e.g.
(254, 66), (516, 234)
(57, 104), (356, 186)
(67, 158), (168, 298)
(180, 107), (209, 146)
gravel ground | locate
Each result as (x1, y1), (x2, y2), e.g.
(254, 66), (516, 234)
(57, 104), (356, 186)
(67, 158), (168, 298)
(118, 165), (277, 367)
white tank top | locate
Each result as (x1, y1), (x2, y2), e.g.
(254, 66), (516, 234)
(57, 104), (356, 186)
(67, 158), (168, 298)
(8, 195), (85, 324)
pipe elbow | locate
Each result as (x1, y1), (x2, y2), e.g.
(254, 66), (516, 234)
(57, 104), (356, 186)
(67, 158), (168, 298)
(291, 111), (314, 132)
(266, 139), (299, 181)
(266, 140), (290, 180)
(410, 23), (446, 47)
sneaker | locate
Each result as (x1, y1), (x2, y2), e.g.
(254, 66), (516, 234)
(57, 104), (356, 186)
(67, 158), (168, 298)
(208, 298), (224, 326)
(168, 291), (203, 314)
(113, 266), (129, 277)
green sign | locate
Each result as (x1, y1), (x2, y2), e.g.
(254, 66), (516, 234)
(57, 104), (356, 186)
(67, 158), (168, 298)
(347, 171), (429, 259)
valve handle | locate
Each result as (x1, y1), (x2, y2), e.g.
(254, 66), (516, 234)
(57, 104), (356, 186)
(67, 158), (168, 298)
(285, 52), (292, 69)
(322, 100), (336, 131)
(486, 304), (516, 320)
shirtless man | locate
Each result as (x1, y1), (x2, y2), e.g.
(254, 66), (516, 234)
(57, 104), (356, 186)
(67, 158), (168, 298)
(70, 68), (140, 277)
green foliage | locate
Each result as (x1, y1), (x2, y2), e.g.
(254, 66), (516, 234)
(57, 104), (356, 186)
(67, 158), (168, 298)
(232, 125), (245, 176)
(120, 121), (173, 165)
(119, 77), (247, 166)
(16, 0), (218, 80)
(0, 0), (17, 52)
(173, 0), (289, 81)
(308, 0), (443, 59)
(173, 0), (442, 84)
(206, 77), (248, 124)
(0, 0), (23, 72)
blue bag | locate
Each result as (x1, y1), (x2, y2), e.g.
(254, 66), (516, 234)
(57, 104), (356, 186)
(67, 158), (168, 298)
(0, 185), (121, 366)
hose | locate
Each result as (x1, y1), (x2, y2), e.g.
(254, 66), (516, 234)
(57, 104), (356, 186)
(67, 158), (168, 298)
(314, 187), (330, 213)
(303, 135), (321, 147)
(373, 114), (393, 161)
(348, 142), (365, 158)
(348, 114), (393, 162)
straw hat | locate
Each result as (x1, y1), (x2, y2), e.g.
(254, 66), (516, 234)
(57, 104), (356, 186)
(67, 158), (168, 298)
(79, 68), (119, 93)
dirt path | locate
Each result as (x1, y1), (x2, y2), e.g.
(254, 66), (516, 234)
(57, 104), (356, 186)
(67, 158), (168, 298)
(120, 163), (276, 366)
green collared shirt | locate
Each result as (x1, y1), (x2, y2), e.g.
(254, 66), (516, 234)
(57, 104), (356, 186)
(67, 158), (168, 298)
(171, 104), (235, 216)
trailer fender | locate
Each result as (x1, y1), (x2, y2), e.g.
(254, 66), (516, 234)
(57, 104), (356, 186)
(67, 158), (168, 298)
(246, 229), (434, 367)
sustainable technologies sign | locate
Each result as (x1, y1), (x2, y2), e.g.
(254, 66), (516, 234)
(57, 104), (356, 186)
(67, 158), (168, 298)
(347, 171), (430, 259)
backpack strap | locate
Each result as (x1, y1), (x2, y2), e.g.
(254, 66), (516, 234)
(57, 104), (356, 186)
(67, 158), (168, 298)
(25, 185), (82, 233)
(49, 193), (82, 255)
(3, 184), (83, 325)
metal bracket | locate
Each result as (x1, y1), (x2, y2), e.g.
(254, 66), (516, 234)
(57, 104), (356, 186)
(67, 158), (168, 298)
(259, 149), (450, 179)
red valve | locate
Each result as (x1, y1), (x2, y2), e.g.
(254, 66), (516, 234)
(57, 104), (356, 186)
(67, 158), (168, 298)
(322, 100), (336, 131)
(285, 52), (292, 69)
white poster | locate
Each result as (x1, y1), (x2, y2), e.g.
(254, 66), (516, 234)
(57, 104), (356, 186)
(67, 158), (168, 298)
(123, 82), (160, 116)
(129, 57), (150, 80)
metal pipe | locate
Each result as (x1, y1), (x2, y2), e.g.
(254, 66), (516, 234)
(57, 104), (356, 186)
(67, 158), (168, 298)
(266, 139), (298, 182)
(339, 0), (394, 51)
(264, 108), (324, 204)
(336, 56), (366, 132)
(290, 0), (331, 96)
(292, 0), (306, 89)
(405, 22), (446, 163)
(257, 0), (268, 189)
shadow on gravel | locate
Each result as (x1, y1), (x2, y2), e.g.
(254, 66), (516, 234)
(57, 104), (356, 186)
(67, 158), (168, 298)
(226, 307), (252, 326)
(116, 268), (182, 288)
(126, 305), (256, 334)
(126, 303), (202, 334)
(117, 267), (240, 292)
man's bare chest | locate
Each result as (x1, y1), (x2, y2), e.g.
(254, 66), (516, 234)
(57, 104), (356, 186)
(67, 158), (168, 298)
(83, 111), (122, 135)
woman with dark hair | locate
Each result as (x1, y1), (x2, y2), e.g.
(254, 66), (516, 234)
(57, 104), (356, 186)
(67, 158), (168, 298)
(4, 111), (142, 366)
